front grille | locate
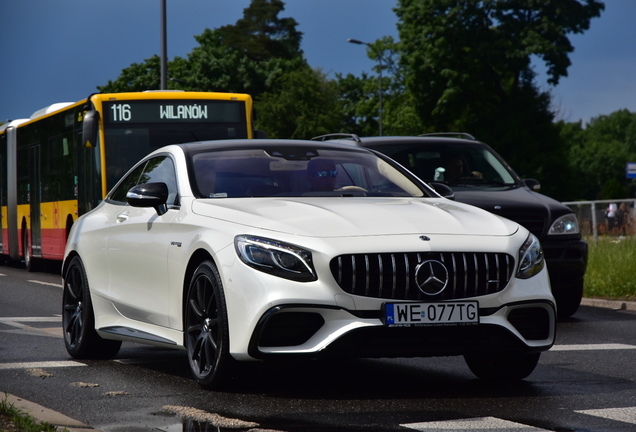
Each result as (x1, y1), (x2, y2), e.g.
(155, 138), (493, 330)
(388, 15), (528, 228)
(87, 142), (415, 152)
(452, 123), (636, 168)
(330, 252), (515, 301)
(497, 213), (546, 238)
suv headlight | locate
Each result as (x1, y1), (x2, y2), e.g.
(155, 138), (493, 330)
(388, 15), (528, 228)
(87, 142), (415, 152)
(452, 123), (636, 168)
(235, 235), (317, 282)
(517, 233), (545, 279)
(548, 214), (580, 235)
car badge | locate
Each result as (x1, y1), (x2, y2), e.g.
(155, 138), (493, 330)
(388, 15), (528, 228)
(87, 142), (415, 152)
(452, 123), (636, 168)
(419, 235), (431, 241)
(414, 260), (449, 296)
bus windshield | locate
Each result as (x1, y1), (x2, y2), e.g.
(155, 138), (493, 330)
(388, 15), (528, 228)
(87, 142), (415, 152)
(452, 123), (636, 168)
(102, 99), (249, 189)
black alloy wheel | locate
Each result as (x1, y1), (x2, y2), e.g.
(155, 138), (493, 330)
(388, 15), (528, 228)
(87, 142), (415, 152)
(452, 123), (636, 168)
(185, 260), (232, 390)
(62, 256), (121, 359)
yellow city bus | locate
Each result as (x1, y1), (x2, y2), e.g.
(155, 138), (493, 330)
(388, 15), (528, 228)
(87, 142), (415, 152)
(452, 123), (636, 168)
(1, 91), (259, 270)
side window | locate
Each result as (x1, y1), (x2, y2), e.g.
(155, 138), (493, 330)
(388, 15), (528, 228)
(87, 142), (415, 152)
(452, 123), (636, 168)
(109, 163), (146, 204)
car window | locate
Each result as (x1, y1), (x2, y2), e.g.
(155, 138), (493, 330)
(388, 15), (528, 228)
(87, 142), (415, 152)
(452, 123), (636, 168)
(371, 143), (517, 187)
(108, 156), (178, 205)
(191, 147), (427, 198)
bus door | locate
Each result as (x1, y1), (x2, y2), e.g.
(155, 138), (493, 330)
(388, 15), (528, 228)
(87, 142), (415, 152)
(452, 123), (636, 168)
(28, 144), (42, 257)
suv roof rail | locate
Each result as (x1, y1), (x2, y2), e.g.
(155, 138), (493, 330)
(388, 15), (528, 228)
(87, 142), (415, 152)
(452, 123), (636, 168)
(418, 132), (476, 140)
(311, 133), (361, 143)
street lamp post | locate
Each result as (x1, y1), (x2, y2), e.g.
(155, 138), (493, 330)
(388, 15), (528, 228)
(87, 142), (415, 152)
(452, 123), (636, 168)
(348, 38), (383, 136)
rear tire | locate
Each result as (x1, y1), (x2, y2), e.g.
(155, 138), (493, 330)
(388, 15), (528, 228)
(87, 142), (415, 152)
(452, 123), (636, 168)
(23, 226), (38, 273)
(62, 256), (121, 359)
(185, 260), (233, 390)
(464, 352), (540, 381)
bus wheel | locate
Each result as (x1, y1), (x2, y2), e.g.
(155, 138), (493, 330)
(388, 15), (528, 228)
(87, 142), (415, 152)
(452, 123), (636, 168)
(23, 226), (37, 273)
(62, 256), (122, 359)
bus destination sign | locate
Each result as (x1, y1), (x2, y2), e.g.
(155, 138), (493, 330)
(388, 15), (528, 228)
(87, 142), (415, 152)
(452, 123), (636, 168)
(104, 100), (241, 124)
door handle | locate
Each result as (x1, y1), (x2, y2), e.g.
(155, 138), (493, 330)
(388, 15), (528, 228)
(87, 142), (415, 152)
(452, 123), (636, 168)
(116, 213), (129, 223)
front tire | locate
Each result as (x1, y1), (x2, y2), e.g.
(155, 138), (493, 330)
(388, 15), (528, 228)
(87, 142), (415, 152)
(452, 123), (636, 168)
(62, 256), (121, 359)
(464, 352), (540, 381)
(185, 260), (232, 390)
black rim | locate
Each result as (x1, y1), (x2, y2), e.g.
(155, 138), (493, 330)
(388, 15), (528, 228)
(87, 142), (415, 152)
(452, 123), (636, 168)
(63, 263), (84, 348)
(186, 272), (222, 378)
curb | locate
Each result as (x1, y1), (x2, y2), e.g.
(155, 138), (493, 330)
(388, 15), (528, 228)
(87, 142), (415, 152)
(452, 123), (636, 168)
(3, 393), (100, 432)
(581, 297), (636, 312)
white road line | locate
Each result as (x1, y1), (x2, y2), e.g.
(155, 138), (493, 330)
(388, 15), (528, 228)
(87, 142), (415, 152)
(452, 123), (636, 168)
(0, 316), (61, 322)
(28, 280), (63, 288)
(551, 343), (636, 351)
(402, 416), (547, 431)
(576, 407), (636, 425)
(0, 360), (86, 370)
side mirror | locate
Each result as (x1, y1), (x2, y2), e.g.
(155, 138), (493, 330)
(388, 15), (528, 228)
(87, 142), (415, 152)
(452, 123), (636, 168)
(428, 182), (455, 200)
(523, 178), (541, 191)
(82, 110), (100, 148)
(127, 182), (169, 216)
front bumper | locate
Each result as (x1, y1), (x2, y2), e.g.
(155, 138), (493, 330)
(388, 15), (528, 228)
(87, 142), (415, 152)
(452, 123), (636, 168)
(542, 237), (588, 285)
(247, 300), (556, 360)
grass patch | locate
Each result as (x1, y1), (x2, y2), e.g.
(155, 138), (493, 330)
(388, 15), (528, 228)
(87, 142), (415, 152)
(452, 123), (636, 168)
(0, 394), (57, 432)
(583, 236), (636, 300)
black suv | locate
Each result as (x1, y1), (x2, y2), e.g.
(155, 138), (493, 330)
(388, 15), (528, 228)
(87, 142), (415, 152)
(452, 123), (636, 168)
(313, 133), (588, 318)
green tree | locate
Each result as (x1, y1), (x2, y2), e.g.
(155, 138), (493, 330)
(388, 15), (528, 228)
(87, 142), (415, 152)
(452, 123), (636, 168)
(256, 67), (340, 139)
(563, 109), (636, 199)
(393, 0), (604, 200)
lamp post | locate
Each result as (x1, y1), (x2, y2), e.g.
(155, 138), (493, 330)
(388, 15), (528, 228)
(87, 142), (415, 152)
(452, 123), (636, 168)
(348, 38), (383, 136)
(160, 0), (168, 90)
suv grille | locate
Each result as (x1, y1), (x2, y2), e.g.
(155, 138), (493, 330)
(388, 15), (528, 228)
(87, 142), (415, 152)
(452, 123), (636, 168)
(330, 252), (515, 301)
(497, 213), (545, 238)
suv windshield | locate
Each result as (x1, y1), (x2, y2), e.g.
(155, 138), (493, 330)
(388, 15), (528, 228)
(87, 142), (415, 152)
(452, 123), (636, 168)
(369, 142), (518, 189)
(191, 147), (429, 198)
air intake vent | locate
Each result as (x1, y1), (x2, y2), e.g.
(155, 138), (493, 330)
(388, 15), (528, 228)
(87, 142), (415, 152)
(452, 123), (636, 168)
(330, 252), (514, 301)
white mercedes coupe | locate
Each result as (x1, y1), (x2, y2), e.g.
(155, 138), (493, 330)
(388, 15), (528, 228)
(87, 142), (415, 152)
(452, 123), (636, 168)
(62, 139), (556, 389)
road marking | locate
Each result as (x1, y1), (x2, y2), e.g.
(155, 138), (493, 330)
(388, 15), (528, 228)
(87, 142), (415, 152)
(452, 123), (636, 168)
(402, 416), (548, 430)
(576, 407), (636, 425)
(0, 316), (61, 323)
(0, 316), (63, 338)
(0, 360), (86, 370)
(551, 343), (636, 351)
(28, 280), (63, 288)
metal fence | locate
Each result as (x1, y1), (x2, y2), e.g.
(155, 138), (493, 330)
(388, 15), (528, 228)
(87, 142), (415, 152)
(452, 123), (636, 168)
(562, 198), (636, 243)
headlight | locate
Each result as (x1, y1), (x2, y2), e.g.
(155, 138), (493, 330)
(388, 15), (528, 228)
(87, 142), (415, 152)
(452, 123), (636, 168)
(548, 214), (580, 235)
(235, 235), (317, 282)
(517, 233), (545, 279)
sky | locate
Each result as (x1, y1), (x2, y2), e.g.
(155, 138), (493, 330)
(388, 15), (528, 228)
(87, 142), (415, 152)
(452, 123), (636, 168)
(2, 0), (635, 126)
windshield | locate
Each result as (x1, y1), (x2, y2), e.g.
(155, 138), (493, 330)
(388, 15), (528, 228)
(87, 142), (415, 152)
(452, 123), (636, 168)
(370, 142), (518, 189)
(103, 100), (248, 190)
(191, 147), (428, 198)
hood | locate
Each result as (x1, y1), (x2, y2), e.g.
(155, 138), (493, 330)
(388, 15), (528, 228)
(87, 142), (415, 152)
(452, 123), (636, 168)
(453, 187), (556, 213)
(191, 197), (519, 238)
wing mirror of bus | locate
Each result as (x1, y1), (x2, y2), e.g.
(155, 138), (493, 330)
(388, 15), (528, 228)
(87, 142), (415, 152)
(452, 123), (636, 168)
(82, 110), (100, 148)
(126, 182), (169, 216)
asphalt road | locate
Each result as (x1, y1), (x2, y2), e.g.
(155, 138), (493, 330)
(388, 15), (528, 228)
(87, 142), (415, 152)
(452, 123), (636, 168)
(1, 260), (636, 432)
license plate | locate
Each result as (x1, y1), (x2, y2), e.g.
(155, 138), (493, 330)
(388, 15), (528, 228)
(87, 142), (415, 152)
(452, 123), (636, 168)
(383, 301), (479, 327)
